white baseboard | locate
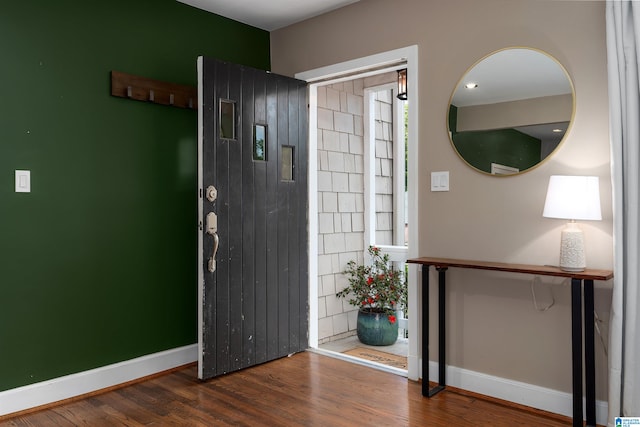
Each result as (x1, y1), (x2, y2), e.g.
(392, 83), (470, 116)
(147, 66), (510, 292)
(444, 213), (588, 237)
(428, 361), (608, 426)
(0, 344), (197, 417)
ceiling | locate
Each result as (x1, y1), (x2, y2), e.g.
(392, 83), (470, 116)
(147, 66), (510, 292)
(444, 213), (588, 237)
(177, 0), (360, 31)
(451, 48), (572, 107)
(450, 49), (573, 147)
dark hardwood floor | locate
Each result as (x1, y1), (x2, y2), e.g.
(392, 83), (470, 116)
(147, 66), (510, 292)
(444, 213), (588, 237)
(1, 351), (576, 426)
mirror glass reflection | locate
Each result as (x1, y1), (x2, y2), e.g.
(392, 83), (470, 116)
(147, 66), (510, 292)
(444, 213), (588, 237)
(448, 48), (574, 175)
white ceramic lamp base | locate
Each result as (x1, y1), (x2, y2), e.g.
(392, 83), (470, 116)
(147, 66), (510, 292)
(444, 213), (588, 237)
(559, 222), (586, 272)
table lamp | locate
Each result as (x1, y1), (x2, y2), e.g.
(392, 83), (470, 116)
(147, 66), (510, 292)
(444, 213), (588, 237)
(542, 175), (602, 272)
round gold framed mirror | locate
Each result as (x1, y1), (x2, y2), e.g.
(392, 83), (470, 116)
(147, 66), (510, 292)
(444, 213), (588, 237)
(447, 47), (575, 175)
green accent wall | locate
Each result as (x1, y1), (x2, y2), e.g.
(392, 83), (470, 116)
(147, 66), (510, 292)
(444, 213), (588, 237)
(449, 105), (541, 173)
(453, 129), (541, 173)
(0, 0), (269, 392)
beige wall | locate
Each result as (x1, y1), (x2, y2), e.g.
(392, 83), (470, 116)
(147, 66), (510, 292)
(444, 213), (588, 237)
(271, 0), (612, 401)
(456, 94), (573, 131)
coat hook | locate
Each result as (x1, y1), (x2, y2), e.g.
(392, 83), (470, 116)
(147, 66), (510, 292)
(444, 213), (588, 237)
(127, 86), (132, 98)
(169, 93), (175, 105)
(149, 90), (154, 102)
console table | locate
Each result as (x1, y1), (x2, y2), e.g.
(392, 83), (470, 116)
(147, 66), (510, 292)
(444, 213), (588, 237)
(406, 257), (613, 427)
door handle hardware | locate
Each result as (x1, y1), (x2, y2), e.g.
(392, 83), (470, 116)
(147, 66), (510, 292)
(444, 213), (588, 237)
(208, 233), (219, 273)
(206, 212), (218, 273)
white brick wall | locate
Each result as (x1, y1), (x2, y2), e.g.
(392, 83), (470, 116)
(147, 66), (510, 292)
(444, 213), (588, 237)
(322, 192), (338, 212)
(316, 76), (398, 344)
(351, 213), (364, 232)
(334, 111), (354, 133)
(317, 171), (332, 191)
(318, 213), (334, 234)
(323, 130), (341, 151)
(332, 172), (349, 192)
(349, 134), (363, 155)
(340, 213), (352, 232)
(318, 108), (334, 130)
(374, 89), (394, 246)
(332, 313), (349, 335)
(324, 233), (346, 254)
(344, 232), (363, 252)
(338, 193), (356, 212)
(327, 151), (345, 172)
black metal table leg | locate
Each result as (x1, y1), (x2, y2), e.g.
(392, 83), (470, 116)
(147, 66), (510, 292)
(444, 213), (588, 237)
(571, 278), (583, 427)
(422, 264), (446, 397)
(584, 279), (596, 426)
(437, 267), (447, 391)
(422, 264), (430, 397)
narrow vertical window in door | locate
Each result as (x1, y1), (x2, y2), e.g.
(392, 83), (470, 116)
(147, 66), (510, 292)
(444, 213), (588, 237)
(281, 145), (294, 181)
(253, 124), (267, 161)
(220, 99), (236, 140)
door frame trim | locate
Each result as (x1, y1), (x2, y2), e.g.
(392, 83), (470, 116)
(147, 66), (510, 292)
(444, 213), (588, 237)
(296, 45), (420, 381)
(196, 57), (204, 379)
(362, 82), (407, 250)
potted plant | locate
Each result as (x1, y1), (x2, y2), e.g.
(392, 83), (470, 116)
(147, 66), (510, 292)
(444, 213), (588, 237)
(337, 246), (407, 346)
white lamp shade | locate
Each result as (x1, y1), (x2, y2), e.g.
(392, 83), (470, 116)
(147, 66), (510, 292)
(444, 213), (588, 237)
(542, 175), (602, 221)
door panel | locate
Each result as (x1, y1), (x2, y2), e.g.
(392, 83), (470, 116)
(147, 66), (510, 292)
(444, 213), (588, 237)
(197, 57), (308, 380)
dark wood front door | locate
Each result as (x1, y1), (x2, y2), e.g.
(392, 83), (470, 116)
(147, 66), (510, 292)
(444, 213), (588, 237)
(197, 57), (308, 379)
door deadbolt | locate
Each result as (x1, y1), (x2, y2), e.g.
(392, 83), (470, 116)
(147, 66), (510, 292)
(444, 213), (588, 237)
(206, 185), (217, 202)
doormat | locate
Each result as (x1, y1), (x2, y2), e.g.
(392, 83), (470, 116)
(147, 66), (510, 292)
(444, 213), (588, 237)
(342, 347), (407, 370)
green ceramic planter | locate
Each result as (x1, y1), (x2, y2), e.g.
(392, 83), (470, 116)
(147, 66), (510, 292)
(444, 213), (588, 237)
(357, 309), (399, 346)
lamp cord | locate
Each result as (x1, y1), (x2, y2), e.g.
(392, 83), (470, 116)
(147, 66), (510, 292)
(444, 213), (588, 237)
(594, 310), (608, 357)
(530, 276), (608, 356)
(531, 276), (555, 311)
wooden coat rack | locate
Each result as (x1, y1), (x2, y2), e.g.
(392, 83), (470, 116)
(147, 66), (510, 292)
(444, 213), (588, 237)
(111, 71), (197, 110)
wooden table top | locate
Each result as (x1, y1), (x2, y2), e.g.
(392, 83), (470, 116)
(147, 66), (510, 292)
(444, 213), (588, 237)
(406, 257), (614, 281)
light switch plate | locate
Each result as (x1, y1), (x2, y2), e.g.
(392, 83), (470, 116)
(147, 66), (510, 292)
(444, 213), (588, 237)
(15, 170), (31, 193)
(431, 171), (449, 192)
